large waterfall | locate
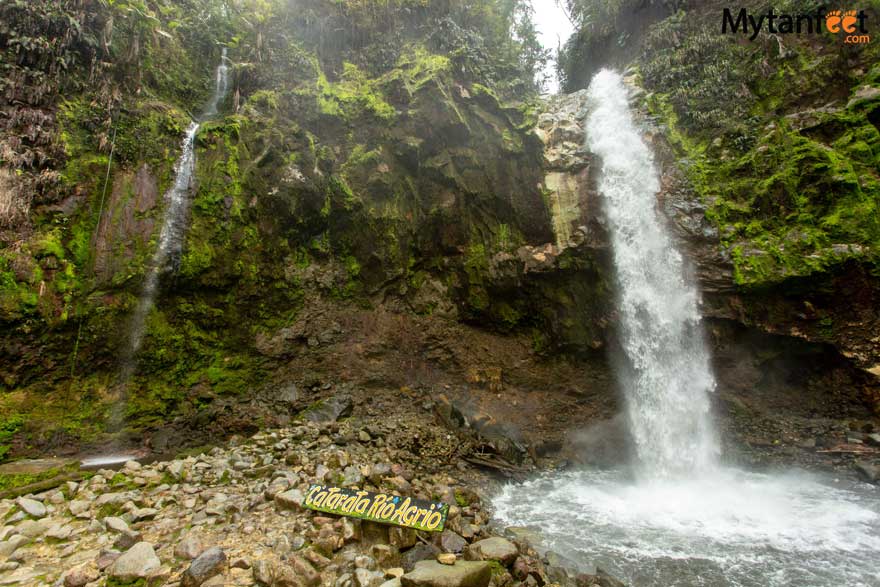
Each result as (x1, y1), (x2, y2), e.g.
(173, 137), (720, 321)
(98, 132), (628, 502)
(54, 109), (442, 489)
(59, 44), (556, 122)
(125, 49), (229, 363)
(585, 70), (718, 477)
(493, 69), (880, 587)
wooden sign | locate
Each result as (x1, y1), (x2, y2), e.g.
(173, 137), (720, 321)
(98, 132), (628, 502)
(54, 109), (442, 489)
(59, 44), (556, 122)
(303, 484), (448, 532)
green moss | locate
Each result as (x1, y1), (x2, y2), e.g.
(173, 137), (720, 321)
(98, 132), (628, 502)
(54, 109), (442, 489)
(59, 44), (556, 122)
(0, 414), (24, 463)
(453, 489), (471, 507)
(0, 470), (55, 492)
(487, 560), (506, 577)
(384, 47), (452, 93)
(648, 77), (880, 287)
(316, 61), (395, 122)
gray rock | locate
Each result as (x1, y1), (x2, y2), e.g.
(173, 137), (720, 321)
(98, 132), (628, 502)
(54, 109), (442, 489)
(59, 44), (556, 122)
(401, 560), (492, 587)
(63, 563), (100, 587)
(467, 537), (518, 565)
(69, 500), (90, 517)
(0, 535), (30, 557)
(104, 516), (130, 533)
(274, 488), (304, 510)
(855, 460), (879, 483)
(356, 568), (383, 587)
(343, 465), (364, 487)
(291, 555), (321, 587)
(278, 384), (299, 407)
(131, 507), (158, 521)
(401, 543), (441, 572)
(848, 85), (880, 108)
(16, 518), (52, 538)
(304, 395), (353, 422)
(390, 527), (417, 550)
(107, 542), (162, 582)
(168, 460), (185, 479)
(438, 530), (467, 554)
(175, 533), (205, 560)
(113, 529), (143, 551)
(252, 559), (275, 585)
(45, 523), (73, 541)
(16, 497), (46, 519)
(181, 547), (227, 587)
(368, 463), (392, 484)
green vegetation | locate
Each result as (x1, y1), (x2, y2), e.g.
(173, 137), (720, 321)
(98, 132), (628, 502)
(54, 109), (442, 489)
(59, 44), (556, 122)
(632, 3), (880, 287)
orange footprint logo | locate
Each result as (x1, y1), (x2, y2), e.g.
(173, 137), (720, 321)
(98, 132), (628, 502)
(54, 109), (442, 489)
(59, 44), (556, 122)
(825, 9), (842, 33)
(841, 9), (858, 33)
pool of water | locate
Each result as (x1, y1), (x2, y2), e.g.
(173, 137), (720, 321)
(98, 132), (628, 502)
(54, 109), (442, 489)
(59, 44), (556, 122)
(493, 468), (880, 587)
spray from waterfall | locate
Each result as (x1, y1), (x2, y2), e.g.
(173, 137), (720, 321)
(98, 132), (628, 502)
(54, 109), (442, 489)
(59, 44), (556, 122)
(585, 69), (718, 477)
(117, 48), (230, 397)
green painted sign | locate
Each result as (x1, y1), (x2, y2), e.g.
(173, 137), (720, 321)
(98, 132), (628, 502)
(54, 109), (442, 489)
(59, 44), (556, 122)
(302, 484), (448, 532)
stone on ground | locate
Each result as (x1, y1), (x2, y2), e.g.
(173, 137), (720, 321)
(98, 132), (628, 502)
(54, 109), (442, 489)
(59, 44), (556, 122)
(107, 542), (161, 582)
(16, 497), (46, 519)
(274, 488), (304, 510)
(401, 560), (492, 587)
(175, 533), (205, 560)
(181, 546), (227, 587)
(467, 537), (518, 565)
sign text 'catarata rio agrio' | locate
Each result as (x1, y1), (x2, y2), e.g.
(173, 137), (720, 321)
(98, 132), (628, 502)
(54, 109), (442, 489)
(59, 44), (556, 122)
(302, 484), (448, 532)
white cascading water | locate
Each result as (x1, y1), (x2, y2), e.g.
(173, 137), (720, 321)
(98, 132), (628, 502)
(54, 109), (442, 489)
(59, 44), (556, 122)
(493, 70), (880, 587)
(125, 48), (229, 363)
(585, 69), (718, 477)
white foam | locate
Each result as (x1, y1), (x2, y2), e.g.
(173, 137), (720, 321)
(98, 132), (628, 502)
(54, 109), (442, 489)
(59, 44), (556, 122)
(80, 454), (137, 468)
(494, 469), (880, 587)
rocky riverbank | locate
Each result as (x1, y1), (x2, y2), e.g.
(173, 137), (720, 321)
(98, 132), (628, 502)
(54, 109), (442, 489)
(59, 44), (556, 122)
(0, 399), (628, 587)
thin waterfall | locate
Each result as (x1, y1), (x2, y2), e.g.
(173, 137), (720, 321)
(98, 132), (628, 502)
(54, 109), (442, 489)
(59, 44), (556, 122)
(121, 49), (230, 376)
(585, 69), (719, 477)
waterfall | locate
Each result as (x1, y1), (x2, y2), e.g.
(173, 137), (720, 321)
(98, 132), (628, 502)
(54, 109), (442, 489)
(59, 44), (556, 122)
(202, 47), (228, 119)
(493, 69), (880, 587)
(124, 49), (230, 366)
(585, 70), (718, 477)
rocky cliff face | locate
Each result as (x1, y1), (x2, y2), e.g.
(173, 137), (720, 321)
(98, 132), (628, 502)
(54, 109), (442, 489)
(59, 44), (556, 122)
(1, 0), (878, 469)
(531, 72), (878, 464)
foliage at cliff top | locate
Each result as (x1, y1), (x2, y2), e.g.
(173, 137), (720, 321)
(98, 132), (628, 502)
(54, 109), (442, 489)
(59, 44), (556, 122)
(640, 1), (880, 287)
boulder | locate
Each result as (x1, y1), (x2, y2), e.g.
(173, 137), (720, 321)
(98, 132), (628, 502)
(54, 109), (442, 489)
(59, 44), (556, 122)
(16, 497), (46, 519)
(104, 516), (130, 533)
(107, 542), (161, 582)
(175, 533), (205, 560)
(181, 547), (227, 587)
(438, 530), (467, 554)
(274, 488), (304, 510)
(401, 560), (492, 587)
(467, 537), (518, 565)
(68, 500), (90, 517)
(401, 543), (441, 572)
(304, 396), (353, 422)
(63, 563), (100, 587)
(855, 461), (879, 483)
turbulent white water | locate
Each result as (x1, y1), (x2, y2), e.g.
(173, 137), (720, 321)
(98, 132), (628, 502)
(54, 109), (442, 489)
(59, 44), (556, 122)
(125, 49), (229, 361)
(586, 69), (717, 477)
(493, 69), (880, 587)
(494, 469), (880, 587)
